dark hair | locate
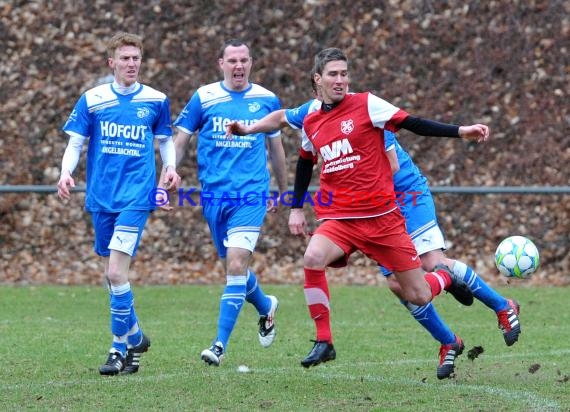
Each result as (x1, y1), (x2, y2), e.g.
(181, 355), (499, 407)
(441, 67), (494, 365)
(310, 65), (317, 95)
(218, 39), (250, 59)
(313, 47), (347, 76)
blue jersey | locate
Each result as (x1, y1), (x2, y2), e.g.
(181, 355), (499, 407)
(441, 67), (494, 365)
(285, 99), (321, 129)
(384, 127), (440, 244)
(63, 83), (172, 212)
(383, 131), (428, 191)
(174, 81), (281, 198)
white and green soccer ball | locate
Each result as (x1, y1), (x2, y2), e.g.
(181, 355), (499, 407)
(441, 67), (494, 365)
(495, 235), (540, 278)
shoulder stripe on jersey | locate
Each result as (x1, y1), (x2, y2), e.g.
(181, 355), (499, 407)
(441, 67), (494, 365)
(244, 92), (275, 99)
(202, 96), (232, 109)
(88, 101), (119, 113)
(132, 96), (166, 103)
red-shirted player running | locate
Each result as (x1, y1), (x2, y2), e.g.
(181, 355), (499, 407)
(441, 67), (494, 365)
(290, 48), (490, 368)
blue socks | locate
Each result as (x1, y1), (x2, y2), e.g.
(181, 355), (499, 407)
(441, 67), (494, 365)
(127, 302), (142, 348)
(245, 270), (271, 315)
(216, 275), (246, 349)
(403, 300), (456, 345)
(109, 282), (133, 356)
(452, 261), (508, 312)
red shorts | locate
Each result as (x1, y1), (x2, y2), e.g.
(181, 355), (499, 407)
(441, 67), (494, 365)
(314, 209), (421, 272)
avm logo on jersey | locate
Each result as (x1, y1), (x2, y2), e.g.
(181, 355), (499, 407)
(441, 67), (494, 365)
(148, 188), (422, 208)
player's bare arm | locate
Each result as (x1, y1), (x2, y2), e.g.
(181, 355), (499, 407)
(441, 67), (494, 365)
(386, 148), (400, 175)
(267, 136), (288, 213)
(173, 130), (192, 166)
(226, 109), (287, 137)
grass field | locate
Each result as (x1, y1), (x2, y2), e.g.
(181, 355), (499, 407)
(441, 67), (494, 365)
(1, 284), (568, 411)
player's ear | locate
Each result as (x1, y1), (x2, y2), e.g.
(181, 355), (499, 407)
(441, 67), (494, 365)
(314, 73), (322, 86)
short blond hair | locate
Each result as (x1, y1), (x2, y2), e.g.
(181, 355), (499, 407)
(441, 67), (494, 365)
(106, 32), (143, 58)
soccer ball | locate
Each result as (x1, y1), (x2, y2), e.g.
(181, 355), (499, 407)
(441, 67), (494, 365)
(495, 236), (540, 278)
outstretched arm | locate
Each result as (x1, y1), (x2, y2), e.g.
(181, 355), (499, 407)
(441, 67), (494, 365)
(226, 109), (287, 136)
(399, 115), (489, 143)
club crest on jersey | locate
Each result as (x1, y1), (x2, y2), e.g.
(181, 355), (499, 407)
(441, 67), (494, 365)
(248, 102), (261, 113)
(340, 119), (354, 135)
(137, 107), (150, 119)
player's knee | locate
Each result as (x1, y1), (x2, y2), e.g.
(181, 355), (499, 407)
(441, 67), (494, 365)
(303, 247), (327, 268)
(386, 275), (403, 298)
(106, 267), (125, 285)
(408, 294), (431, 306)
(420, 251), (446, 272)
(400, 287), (431, 306)
(226, 258), (248, 276)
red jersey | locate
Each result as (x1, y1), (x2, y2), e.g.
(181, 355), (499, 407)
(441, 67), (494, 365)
(301, 92), (409, 220)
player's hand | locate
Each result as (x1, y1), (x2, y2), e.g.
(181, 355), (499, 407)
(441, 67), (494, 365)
(459, 124), (490, 143)
(288, 208), (308, 237)
(163, 166), (181, 192)
(153, 186), (174, 211)
(266, 197), (278, 213)
(226, 121), (249, 137)
(57, 171), (75, 201)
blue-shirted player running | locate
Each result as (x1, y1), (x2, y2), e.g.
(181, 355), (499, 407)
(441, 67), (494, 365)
(381, 130), (520, 379)
(169, 39), (288, 366)
(57, 32), (181, 375)
(228, 96), (520, 379)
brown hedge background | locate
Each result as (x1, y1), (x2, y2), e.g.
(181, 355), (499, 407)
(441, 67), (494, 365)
(1, 0), (568, 286)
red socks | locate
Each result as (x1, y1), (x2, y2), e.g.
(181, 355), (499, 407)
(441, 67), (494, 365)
(424, 268), (452, 298)
(304, 268), (332, 343)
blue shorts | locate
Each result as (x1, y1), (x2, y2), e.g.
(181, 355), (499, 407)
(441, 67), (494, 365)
(380, 184), (446, 276)
(91, 210), (150, 257)
(202, 199), (266, 259)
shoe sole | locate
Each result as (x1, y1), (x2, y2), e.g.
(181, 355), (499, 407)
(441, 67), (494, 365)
(301, 350), (336, 368)
(258, 296), (279, 348)
(200, 350), (223, 366)
(504, 324), (521, 346)
(437, 342), (464, 379)
(503, 300), (521, 346)
(121, 335), (151, 374)
(301, 355), (336, 368)
(99, 368), (122, 376)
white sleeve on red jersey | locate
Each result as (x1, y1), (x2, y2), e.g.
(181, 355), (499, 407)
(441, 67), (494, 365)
(299, 128), (317, 160)
(367, 93), (409, 132)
